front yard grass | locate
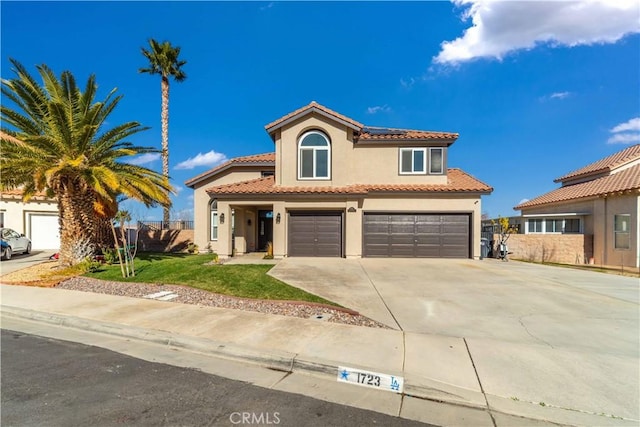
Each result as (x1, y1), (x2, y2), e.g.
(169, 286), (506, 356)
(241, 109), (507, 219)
(85, 253), (338, 305)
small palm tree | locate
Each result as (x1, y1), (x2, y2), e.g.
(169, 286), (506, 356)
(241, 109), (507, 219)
(1, 59), (173, 265)
(139, 38), (187, 228)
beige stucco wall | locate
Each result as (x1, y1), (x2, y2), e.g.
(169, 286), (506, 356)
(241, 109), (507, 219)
(212, 195), (484, 260)
(191, 168), (266, 252)
(276, 113), (448, 187)
(519, 194), (639, 268)
(0, 197), (58, 235)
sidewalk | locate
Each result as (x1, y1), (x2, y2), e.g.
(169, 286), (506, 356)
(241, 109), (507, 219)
(0, 283), (636, 426)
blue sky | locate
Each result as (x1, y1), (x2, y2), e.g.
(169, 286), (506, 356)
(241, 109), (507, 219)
(2, 1), (639, 220)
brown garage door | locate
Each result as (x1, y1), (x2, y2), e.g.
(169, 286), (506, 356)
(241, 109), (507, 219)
(363, 213), (470, 258)
(288, 212), (343, 257)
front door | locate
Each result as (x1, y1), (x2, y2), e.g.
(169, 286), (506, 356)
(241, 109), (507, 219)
(258, 210), (273, 251)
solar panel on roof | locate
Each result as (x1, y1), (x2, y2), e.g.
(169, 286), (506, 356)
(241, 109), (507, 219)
(363, 127), (406, 135)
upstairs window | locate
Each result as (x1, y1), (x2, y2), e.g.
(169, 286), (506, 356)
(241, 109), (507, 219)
(399, 148), (426, 174)
(298, 131), (330, 179)
(429, 148), (444, 174)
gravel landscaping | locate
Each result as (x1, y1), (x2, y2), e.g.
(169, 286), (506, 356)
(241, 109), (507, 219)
(57, 277), (390, 329)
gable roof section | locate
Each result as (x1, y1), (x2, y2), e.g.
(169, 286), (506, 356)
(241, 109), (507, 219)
(265, 101), (364, 135)
(184, 153), (275, 188)
(1, 188), (55, 202)
(206, 168), (492, 197)
(265, 101), (458, 144)
(554, 144), (640, 183)
(515, 164), (640, 209)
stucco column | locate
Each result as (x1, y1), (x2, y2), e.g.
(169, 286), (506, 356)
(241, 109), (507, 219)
(472, 197), (482, 259)
(345, 199), (362, 258)
(272, 201), (286, 258)
(217, 201), (233, 258)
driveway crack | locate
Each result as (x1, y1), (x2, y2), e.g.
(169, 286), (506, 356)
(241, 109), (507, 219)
(518, 316), (555, 349)
(357, 260), (403, 331)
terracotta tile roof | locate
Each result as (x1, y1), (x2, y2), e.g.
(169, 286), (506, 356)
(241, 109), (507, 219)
(185, 153), (275, 187)
(555, 144), (640, 183)
(359, 127), (458, 141)
(206, 168), (492, 196)
(265, 101), (363, 132)
(515, 164), (640, 209)
(1, 188), (53, 200)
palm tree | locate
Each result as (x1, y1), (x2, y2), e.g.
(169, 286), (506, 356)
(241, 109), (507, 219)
(1, 59), (173, 266)
(139, 38), (187, 228)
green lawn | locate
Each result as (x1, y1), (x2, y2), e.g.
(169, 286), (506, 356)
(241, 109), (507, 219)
(85, 253), (338, 305)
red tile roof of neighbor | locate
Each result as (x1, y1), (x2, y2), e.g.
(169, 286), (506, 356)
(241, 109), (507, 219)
(184, 153), (275, 187)
(1, 188), (53, 200)
(206, 169), (492, 196)
(515, 163), (640, 209)
(265, 101), (457, 141)
(555, 144), (640, 182)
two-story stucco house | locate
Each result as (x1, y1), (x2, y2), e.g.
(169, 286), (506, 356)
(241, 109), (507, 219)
(186, 102), (492, 259)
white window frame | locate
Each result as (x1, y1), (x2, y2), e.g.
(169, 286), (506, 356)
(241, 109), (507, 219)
(525, 217), (582, 234)
(526, 218), (544, 233)
(298, 130), (331, 180)
(614, 214), (631, 250)
(210, 200), (218, 241)
(399, 148), (427, 175)
(429, 147), (444, 175)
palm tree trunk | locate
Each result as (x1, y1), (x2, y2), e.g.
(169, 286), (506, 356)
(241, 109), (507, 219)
(161, 76), (170, 228)
(58, 182), (98, 266)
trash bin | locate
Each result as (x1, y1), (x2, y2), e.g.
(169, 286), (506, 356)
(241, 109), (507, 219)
(480, 238), (489, 260)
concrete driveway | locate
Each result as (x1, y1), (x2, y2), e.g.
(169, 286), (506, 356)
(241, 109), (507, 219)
(0, 250), (57, 276)
(270, 258), (640, 421)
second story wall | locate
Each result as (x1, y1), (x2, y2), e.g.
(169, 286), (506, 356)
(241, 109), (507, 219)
(275, 113), (448, 187)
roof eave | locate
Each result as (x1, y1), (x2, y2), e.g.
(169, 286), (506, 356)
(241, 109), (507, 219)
(185, 161), (275, 188)
(265, 107), (362, 137)
(356, 137), (457, 146)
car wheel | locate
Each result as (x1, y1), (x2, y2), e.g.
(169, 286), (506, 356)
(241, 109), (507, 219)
(25, 242), (31, 254)
(3, 247), (11, 260)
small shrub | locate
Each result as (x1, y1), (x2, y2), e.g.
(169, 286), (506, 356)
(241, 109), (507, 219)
(187, 242), (199, 254)
(103, 248), (118, 265)
(205, 243), (213, 254)
(212, 253), (219, 263)
(264, 241), (274, 259)
(77, 257), (102, 273)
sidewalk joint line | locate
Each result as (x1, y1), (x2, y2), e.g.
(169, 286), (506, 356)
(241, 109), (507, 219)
(357, 260), (403, 331)
(464, 337), (497, 427)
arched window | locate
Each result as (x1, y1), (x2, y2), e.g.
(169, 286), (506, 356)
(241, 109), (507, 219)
(210, 200), (218, 241)
(298, 130), (330, 179)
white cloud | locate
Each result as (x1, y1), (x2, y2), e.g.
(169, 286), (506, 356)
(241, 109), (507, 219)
(518, 198), (529, 205)
(173, 185), (184, 194)
(610, 117), (640, 133)
(187, 194), (194, 201)
(608, 117), (640, 144)
(550, 91), (571, 100)
(434, 0), (640, 65)
(400, 77), (416, 89)
(367, 105), (392, 114)
(127, 153), (160, 165)
(607, 133), (640, 144)
(260, 2), (274, 11)
(174, 150), (228, 170)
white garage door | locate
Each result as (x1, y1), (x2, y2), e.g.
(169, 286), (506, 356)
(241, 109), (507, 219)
(30, 214), (60, 249)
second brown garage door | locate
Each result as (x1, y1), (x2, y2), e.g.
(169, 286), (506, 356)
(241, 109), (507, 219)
(288, 211), (343, 257)
(363, 213), (470, 258)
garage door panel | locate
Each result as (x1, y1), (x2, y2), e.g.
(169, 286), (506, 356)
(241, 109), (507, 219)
(364, 213), (470, 258)
(29, 214), (60, 249)
(288, 212), (342, 257)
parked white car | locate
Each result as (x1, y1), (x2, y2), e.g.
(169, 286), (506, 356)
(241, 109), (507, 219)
(1, 228), (32, 260)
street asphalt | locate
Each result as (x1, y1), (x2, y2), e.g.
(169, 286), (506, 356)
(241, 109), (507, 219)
(1, 257), (638, 426)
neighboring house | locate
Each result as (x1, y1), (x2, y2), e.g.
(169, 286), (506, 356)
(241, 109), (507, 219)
(514, 144), (640, 269)
(0, 189), (60, 250)
(186, 102), (492, 259)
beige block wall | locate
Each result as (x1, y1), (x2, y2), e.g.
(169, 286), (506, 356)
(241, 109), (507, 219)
(276, 113), (447, 187)
(0, 198), (59, 234)
(502, 234), (593, 264)
(137, 229), (195, 253)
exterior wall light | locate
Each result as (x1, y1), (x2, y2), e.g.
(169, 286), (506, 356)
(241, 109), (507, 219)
(220, 213), (225, 224)
(276, 213), (281, 224)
